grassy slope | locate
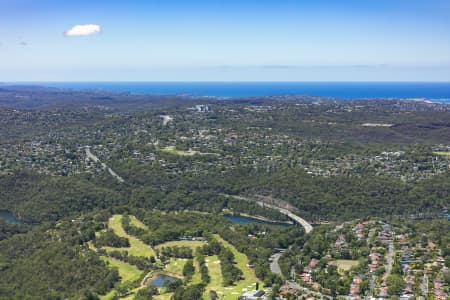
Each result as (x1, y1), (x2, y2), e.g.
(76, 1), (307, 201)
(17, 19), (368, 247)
(99, 257), (144, 300)
(191, 257), (203, 284)
(129, 215), (149, 229)
(165, 258), (187, 275)
(101, 256), (143, 283)
(155, 240), (206, 250)
(105, 214), (155, 257)
(202, 235), (262, 300)
(204, 255), (223, 298)
(153, 293), (173, 300)
(98, 215), (154, 300)
(99, 290), (116, 300)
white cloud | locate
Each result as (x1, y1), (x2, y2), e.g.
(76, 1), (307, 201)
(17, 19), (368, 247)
(64, 24), (101, 37)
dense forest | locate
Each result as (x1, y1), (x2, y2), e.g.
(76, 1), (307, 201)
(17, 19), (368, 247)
(0, 217), (118, 299)
(1, 165), (448, 224)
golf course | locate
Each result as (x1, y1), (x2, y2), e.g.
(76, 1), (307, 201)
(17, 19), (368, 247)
(93, 214), (262, 300)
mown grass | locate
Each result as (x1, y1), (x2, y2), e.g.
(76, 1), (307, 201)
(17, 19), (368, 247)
(165, 258), (187, 275)
(120, 286), (145, 300)
(98, 215), (154, 300)
(203, 255), (223, 297)
(129, 215), (149, 230)
(202, 235), (262, 300)
(99, 289), (116, 300)
(335, 259), (359, 273)
(162, 146), (199, 156)
(106, 214), (155, 257)
(153, 293), (173, 300)
(155, 240), (206, 250)
(191, 257), (203, 284)
(433, 151), (450, 157)
(101, 256), (143, 283)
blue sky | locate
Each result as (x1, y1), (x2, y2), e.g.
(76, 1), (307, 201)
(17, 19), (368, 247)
(1, 0), (449, 81)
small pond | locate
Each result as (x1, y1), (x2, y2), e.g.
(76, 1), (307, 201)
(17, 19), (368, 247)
(149, 274), (179, 287)
(0, 210), (21, 224)
(225, 215), (291, 226)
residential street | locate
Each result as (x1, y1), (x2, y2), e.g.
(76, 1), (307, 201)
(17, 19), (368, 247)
(85, 146), (125, 183)
(286, 280), (334, 300)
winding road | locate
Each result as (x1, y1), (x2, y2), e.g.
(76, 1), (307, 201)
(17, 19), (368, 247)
(221, 194), (313, 234)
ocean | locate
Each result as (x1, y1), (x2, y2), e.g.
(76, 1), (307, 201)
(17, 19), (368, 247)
(6, 82), (450, 102)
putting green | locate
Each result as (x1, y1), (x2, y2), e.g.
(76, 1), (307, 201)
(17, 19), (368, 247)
(165, 257), (187, 275)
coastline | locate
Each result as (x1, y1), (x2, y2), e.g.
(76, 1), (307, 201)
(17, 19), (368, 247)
(6, 82), (450, 101)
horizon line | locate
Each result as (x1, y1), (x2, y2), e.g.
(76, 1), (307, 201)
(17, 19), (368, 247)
(2, 80), (450, 84)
